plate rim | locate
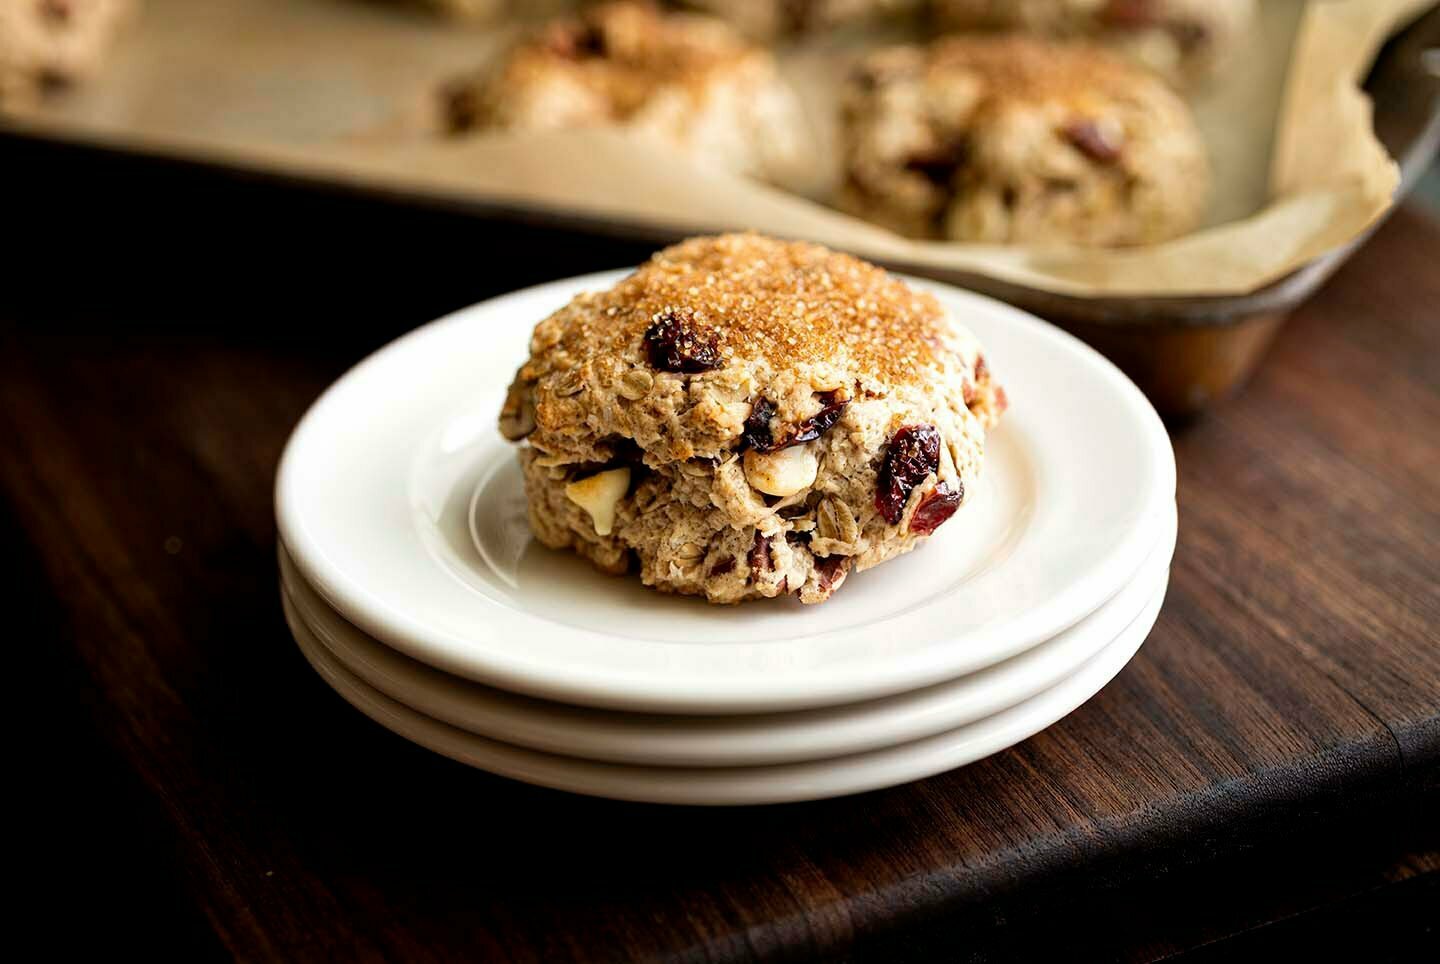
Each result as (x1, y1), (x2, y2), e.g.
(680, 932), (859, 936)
(280, 500), (1175, 766)
(282, 578), (1166, 805)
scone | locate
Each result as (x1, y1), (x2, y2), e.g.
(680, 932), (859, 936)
(839, 35), (1209, 245)
(933, 0), (1255, 86)
(670, 0), (922, 39)
(0, 0), (136, 108)
(497, 233), (1006, 605)
(441, 1), (805, 182)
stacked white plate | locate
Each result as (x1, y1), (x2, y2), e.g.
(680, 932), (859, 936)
(275, 271), (1177, 805)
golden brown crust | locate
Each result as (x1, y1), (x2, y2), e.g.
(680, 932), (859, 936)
(534, 233), (958, 389)
(923, 34), (1165, 110)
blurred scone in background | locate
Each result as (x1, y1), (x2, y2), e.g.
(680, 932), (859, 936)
(839, 34), (1210, 245)
(440, 1), (808, 183)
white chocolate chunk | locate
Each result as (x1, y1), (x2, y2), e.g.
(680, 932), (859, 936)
(743, 445), (818, 497)
(564, 467), (630, 536)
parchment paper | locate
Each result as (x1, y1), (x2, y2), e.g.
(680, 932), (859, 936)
(7, 0), (1433, 296)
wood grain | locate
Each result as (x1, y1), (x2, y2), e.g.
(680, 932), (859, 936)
(4, 145), (1437, 961)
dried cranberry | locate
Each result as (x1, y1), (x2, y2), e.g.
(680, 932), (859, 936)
(910, 482), (963, 535)
(574, 23), (607, 56)
(790, 391), (849, 446)
(644, 312), (722, 374)
(742, 392), (848, 453)
(1063, 120), (1123, 164)
(742, 396), (778, 451)
(815, 555), (850, 594)
(747, 531), (773, 574)
(904, 139), (969, 188)
(875, 424), (942, 525)
(708, 556), (737, 577)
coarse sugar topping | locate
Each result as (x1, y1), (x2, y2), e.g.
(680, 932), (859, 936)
(552, 233), (958, 387)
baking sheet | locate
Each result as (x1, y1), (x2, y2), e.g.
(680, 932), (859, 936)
(4, 0), (1432, 296)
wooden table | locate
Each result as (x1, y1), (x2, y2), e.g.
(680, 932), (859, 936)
(5, 138), (1438, 961)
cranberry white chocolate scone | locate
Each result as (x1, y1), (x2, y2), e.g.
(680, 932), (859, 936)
(0, 0), (136, 108)
(441, 1), (805, 182)
(497, 234), (1006, 605)
(839, 34), (1209, 245)
(933, 0), (1255, 86)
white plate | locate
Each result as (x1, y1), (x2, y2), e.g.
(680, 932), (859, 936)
(276, 270), (1175, 713)
(279, 500), (1174, 766)
(284, 575), (1167, 805)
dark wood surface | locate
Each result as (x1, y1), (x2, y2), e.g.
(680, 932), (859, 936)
(5, 143), (1439, 961)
